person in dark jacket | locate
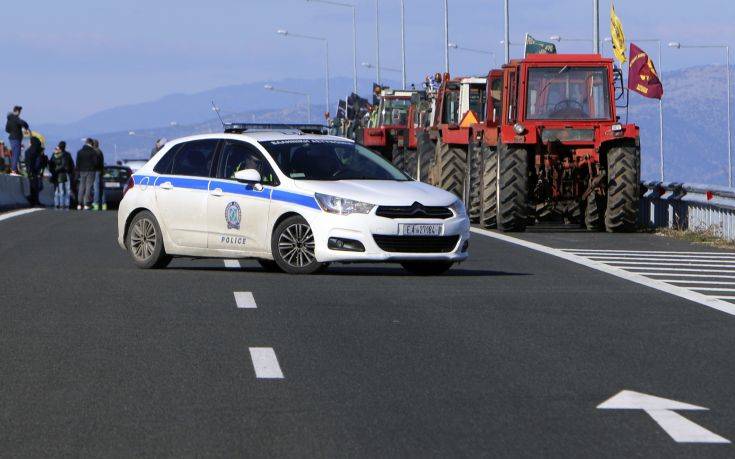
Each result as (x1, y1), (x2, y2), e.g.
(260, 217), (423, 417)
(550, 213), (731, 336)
(5, 106), (29, 175)
(23, 133), (44, 206)
(49, 141), (74, 209)
(91, 139), (107, 211)
(76, 138), (99, 210)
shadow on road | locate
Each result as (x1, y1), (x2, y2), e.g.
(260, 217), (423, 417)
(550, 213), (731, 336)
(166, 265), (530, 278)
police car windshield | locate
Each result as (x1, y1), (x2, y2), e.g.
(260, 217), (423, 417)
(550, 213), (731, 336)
(260, 139), (410, 181)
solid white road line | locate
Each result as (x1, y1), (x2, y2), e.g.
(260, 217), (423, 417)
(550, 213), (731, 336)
(586, 256), (735, 264)
(614, 266), (735, 273)
(659, 280), (735, 285)
(234, 291), (257, 309)
(689, 287), (735, 292)
(0, 208), (43, 222)
(634, 273), (735, 279)
(249, 347), (284, 379)
(608, 258), (735, 270)
(563, 249), (735, 256)
(470, 228), (735, 317)
(605, 263), (735, 274)
(223, 259), (241, 269)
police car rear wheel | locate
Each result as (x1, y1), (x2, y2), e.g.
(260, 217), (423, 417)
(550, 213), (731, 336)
(127, 211), (171, 269)
(272, 216), (325, 274)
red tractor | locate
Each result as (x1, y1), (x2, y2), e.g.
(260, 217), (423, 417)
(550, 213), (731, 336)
(418, 74), (487, 201)
(470, 54), (640, 232)
(359, 88), (415, 171)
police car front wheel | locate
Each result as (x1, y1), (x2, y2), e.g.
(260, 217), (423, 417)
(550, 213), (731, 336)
(126, 211), (172, 269)
(271, 215), (326, 274)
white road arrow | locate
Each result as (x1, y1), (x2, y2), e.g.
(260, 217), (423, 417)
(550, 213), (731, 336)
(598, 390), (730, 444)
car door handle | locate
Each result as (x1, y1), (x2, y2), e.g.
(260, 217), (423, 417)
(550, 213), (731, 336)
(210, 187), (223, 197)
(159, 181), (173, 190)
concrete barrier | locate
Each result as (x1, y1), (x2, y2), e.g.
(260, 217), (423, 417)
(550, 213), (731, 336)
(0, 174), (54, 210)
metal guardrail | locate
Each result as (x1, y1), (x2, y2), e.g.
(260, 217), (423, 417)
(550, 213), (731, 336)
(640, 181), (735, 241)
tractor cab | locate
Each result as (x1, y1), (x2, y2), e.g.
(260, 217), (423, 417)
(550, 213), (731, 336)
(361, 88), (417, 163)
(500, 54), (635, 150)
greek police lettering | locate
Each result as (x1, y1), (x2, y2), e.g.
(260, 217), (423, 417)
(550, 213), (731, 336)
(266, 139), (353, 146)
(220, 235), (246, 245)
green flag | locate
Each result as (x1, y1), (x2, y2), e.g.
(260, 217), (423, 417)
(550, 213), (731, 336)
(524, 34), (557, 56)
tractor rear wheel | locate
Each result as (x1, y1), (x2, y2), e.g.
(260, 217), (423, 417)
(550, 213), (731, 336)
(605, 143), (640, 232)
(432, 139), (468, 199)
(468, 142), (483, 223)
(584, 192), (604, 230)
(416, 131), (435, 183)
(404, 148), (418, 178)
(496, 144), (528, 232)
(390, 142), (405, 172)
(479, 146), (498, 229)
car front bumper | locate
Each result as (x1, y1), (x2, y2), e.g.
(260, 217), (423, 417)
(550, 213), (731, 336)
(307, 210), (470, 263)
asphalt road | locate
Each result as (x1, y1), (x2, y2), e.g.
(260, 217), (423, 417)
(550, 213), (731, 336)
(2, 210), (735, 457)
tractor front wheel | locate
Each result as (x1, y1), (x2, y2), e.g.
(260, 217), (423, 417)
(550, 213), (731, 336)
(496, 144), (528, 232)
(416, 131), (435, 183)
(605, 143), (640, 232)
(584, 192), (604, 231)
(468, 142), (484, 223)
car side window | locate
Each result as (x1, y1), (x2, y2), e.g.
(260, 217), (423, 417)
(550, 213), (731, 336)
(170, 140), (218, 177)
(220, 141), (278, 186)
(153, 145), (178, 174)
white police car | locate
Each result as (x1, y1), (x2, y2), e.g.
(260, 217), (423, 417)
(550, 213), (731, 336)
(117, 124), (470, 275)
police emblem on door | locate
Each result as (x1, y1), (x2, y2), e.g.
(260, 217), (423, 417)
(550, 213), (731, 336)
(225, 201), (241, 230)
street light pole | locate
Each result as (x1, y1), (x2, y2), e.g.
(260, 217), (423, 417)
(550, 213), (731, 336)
(503, 0), (510, 64)
(264, 84), (312, 123)
(305, 0), (357, 94)
(277, 29), (330, 114)
(443, 0), (449, 73)
(593, 0), (599, 53)
(448, 42), (496, 67)
(670, 42), (732, 187)
(400, 0), (406, 89)
(375, 0), (381, 85)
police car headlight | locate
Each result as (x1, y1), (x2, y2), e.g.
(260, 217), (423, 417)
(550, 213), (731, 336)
(315, 193), (375, 215)
(449, 199), (467, 217)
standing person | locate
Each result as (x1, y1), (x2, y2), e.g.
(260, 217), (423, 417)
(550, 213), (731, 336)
(91, 139), (106, 211)
(5, 105), (29, 175)
(49, 141), (73, 209)
(23, 132), (44, 206)
(76, 138), (98, 210)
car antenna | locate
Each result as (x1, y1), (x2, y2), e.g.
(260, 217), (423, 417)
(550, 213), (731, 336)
(211, 100), (225, 128)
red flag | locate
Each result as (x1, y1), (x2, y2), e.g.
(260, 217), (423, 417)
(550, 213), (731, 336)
(628, 43), (664, 99)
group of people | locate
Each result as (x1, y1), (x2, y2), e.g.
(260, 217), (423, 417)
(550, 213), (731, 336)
(5, 105), (108, 210)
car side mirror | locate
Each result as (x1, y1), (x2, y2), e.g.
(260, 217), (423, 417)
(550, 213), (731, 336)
(233, 168), (261, 183)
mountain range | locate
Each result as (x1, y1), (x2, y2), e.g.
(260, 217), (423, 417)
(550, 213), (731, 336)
(32, 66), (734, 186)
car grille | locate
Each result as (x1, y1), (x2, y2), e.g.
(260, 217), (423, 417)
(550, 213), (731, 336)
(373, 235), (459, 253)
(375, 202), (453, 219)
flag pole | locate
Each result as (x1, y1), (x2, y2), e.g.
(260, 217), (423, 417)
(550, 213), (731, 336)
(658, 40), (665, 182)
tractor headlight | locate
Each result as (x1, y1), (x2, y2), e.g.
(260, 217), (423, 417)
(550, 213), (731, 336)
(315, 193), (375, 215)
(449, 199), (467, 217)
(611, 123), (623, 132)
(513, 123), (526, 135)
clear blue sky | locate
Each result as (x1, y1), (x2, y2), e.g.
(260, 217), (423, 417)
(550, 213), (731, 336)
(1, 0), (733, 123)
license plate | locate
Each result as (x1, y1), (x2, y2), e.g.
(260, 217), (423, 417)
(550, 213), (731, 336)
(105, 182), (121, 188)
(399, 223), (443, 236)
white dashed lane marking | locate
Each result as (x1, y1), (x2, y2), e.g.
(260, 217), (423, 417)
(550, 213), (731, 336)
(0, 208), (43, 222)
(223, 259), (241, 269)
(562, 249), (735, 304)
(249, 347), (284, 379)
(234, 291), (257, 309)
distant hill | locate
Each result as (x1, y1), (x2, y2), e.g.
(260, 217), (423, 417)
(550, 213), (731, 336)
(35, 77), (399, 140)
(628, 65), (733, 185)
